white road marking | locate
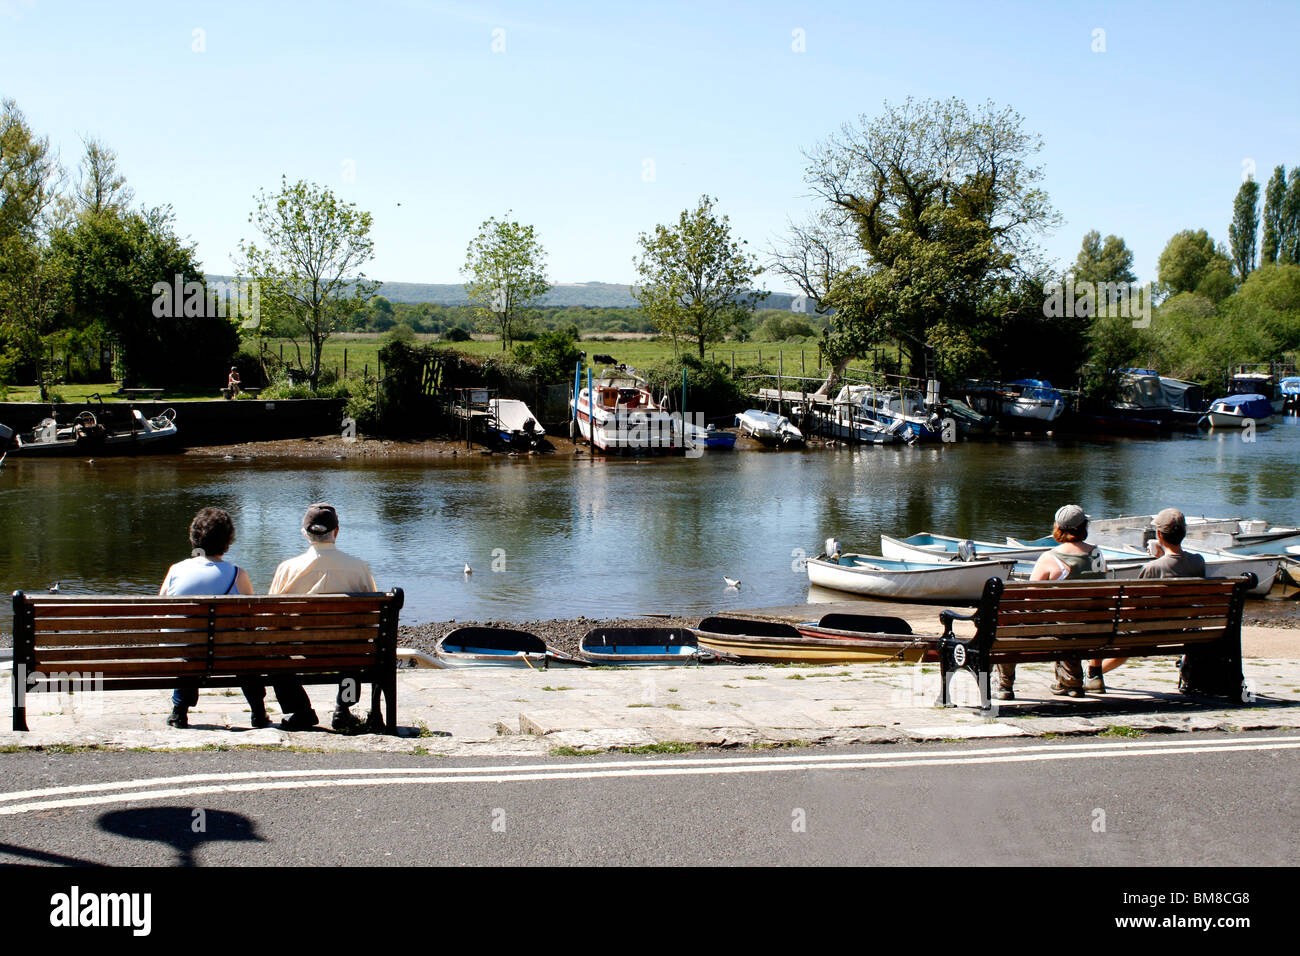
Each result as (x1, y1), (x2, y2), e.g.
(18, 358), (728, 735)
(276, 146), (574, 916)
(0, 736), (1295, 816)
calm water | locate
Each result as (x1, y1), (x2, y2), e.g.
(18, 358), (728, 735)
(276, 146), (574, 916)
(2, 419), (1298, 633)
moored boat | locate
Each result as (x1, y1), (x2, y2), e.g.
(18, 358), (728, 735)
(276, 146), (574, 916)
(487, 398), (546, 448)
(578, 626), (714, 664)
(435, 627), (586, 668)
(806, 551), (1017, 601)
(881, 532), (1049, 564)
(683, 420), (738, 450)
(735, 409), (804, 446)
(9, 405), (179, 457)
(572, 370), (680, 454)
(691, 616), (930, 663)
(1205, 394), (1273, 428)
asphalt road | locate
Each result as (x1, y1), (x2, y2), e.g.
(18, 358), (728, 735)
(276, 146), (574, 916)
(0, 731), (1296, 867)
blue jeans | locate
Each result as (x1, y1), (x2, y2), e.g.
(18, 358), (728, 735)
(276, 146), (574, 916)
(171, 682), (266, 711)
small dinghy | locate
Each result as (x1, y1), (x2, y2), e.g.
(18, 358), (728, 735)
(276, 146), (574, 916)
(806, 549), (1016, 602)
(578, 627), (715, 665)
(435, 627), (586, 669)
(735, 410), (804, 446)
(692, 615), (930, 663)
(794, 613), (939, 663)
(881, 532), (1050, 564)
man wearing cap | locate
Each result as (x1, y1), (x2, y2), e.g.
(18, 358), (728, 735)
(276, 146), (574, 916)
(269, 503), (378, 731)
(995, 505), (1106, 700)
(1084, 508), (1207, 694)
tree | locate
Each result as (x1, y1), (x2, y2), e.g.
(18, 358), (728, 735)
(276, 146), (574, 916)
(239, 177), (377, 391)
(461, 215), (550, 352)
(1282, 171), (1300, 266)
(1157, 229), (1229, 295)
(1229, 178), (1260, 279)
(633, 195), (765, 360)
(1262, 166), (1286, 265)
(1072, 230), (1136, 285)
(0, 99), (66, 397)
(74, 137), (133, 216)
(802, 97), (1059, 382)
(513, 325), (583, 383)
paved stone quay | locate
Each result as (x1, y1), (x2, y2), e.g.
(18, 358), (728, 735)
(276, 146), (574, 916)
(4, 653), (1299, 757)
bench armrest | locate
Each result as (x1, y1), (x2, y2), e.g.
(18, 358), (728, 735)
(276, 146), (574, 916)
(939, 608), (976, 640)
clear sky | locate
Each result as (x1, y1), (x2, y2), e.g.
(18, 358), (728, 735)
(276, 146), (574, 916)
(2, 0), (1297, 291)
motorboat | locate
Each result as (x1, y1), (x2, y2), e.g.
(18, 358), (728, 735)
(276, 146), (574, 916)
(1280, 376), (1300, 411)
(1205, 394), (1273, 428)
(572, 370), (680, 454)
(735, 409), (804, 446)
(683, 420), (738, 450)
(7, 404), (179, 457)
(997, 379), (1066, 425)
(830, 384), (941, 441)
(487, 398), (546, 448)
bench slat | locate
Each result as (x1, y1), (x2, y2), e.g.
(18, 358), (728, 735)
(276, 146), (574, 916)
(36, 645), (208, 664)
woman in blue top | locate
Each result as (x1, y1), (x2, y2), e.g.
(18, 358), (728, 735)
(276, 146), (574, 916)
(160, 508), (267, 729)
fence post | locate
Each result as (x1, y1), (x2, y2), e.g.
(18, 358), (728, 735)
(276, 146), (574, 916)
(344, 349), (348, 377)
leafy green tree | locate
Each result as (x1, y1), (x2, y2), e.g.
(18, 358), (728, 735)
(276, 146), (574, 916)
(1157, 229), (1230, 295)
(803, 97), (1059, 382)
(1229, 178), (1260, 279)
(461, 214), (550, 352)
(633, 195), (765, 360)
(513, 325), (583, 383)
(1282, 171), (1300, 266)
(1072, 230), (1136, 285)
(239, 177), (377, 391)
(74, 137), (133, 216)
(1262, 166), (1286, 265)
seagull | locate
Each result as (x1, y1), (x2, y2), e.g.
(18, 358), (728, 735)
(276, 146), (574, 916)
(723, 576), (741, 590)
(463, 563), (472, 575)
(48, 582), (61, 593)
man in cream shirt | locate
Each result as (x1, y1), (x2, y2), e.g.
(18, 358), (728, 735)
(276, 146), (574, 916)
(271, 503), (378, 731)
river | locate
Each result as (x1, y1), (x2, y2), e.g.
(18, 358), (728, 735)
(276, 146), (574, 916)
(2, 419), (1297, 633)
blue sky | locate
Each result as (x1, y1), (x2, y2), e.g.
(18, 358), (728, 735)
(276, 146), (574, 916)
(2, 0), (1297, 291)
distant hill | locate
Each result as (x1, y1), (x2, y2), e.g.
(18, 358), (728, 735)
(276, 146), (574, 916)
(207, 276), (804, 311)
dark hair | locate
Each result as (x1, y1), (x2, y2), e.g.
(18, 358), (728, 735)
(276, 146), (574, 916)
(1053, 524), (1087, 544)
(1160, 524), (1186, 546)
(189, 507), (235, 556)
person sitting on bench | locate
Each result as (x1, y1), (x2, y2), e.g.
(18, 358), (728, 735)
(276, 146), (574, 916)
(160, 508), (268, 729)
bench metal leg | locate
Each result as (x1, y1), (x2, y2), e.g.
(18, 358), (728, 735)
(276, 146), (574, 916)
(12, 664), (27, 732)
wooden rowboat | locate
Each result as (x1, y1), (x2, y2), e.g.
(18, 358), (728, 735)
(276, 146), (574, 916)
(435, 627), (586, 669)
(691, 616), (930, 664)
(578, 627), (715, 665)
(794, 613), (940, 663)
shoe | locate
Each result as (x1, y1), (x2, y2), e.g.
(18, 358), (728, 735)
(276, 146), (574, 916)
(331, 708), (365, 732)
(166, 706), (189, 729)
(993, 688), (1015, 701)
(1050, 682), (1085, 698)
(1084, 668), (1106, 693)
(250, 711), (272, 729)
(279, 709), (319, 731)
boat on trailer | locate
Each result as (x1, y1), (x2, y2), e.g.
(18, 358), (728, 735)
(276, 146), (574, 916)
(435, 627), (586, 669)
(578, 627), (715, 665)
(691, 616), (930, 664)
(487, 398), (546, 448)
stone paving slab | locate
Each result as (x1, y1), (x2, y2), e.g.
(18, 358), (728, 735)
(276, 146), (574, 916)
(2, 656), (1299, 756)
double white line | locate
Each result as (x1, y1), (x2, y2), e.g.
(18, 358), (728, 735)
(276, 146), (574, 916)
(0, 735), (1296, 817)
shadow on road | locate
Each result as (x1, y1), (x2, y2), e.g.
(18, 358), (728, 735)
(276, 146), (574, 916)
(97, 807), (264, 866)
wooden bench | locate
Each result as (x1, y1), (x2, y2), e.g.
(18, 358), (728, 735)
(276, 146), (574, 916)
(10, 589), (404, 732)
(937, 576), (1254, 710)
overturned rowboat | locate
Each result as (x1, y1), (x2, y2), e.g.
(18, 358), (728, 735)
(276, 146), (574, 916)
(435, 627), (586, 669)
(578, 627), (715, 665)
(691, 616), (931, 664)
(795, 613), (939, 663)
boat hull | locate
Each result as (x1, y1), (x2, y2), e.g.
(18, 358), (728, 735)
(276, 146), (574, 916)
(806, 554), (1016, 601)
(693, 629), (928, 663)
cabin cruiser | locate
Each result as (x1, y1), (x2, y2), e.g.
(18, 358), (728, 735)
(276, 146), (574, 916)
(571, 370), (679, 453)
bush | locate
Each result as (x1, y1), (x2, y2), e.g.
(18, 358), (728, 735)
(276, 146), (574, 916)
(642, 353), (748, 419)
(443, 327), (471, 342)
(513, 327), (583, 384)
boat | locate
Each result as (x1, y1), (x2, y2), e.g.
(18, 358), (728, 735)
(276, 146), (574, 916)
(1205, 394), (1273, 428)
(799, 399), (907, 444)
(434, 627), (587, 669)
(683, 420), (737, 451)
(1280, 376), (1300, 411)
(794, 613), (940, 663)
(1100, 545), (1279, 595)
(937, 397), (997, 438)
(691, 616), (931, 663)
(881, 532), (1050, 564)
(830, 384), (941, 441)
(487, 398), (546, 448)
(1226, 368), (1286, 414)
(735, 409), (804, 446)
(8, 404), (179, 457)
(571, 369), (680, 454)
(577, 626), (715, 665)
(805, 550), (1017, 601)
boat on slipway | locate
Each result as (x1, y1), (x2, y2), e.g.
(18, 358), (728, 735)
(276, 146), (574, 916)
(577, 627), (715, 665)
(691, 616), (931, 664)
(434, 627), (586, 669)
(487, 398), (546, 448)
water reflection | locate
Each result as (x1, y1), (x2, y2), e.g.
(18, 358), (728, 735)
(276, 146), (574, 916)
(2, 418), (1296, 631)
